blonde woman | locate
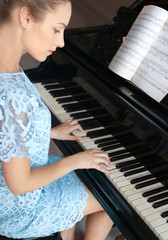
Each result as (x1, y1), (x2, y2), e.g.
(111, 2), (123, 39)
(0, 1), (113, 239)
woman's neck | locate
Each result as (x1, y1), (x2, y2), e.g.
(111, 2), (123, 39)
(0, 23), (24, 73)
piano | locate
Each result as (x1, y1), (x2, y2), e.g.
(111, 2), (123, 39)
(26, 0), (168, 239)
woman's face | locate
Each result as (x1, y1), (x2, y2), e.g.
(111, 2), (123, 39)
(22, 2), (72, 62)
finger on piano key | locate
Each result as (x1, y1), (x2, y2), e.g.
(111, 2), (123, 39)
(99, 163), (114, 171)
(72, 129), (87, 138)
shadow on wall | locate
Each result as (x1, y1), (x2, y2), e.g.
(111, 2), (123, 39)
(69, 0), (135, 28)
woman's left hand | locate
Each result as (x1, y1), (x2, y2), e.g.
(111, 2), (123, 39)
(50, 119), (85, 141)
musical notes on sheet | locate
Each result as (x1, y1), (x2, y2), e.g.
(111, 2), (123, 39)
(108, 5), (168, 102)
(109, 5), (168, 80)
(133, 21), (168, 102)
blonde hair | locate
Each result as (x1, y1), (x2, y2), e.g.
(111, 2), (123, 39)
(0, 0), (71, 22)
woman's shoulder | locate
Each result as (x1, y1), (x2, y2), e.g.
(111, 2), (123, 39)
(0, 72), (36, 107)
(0, 72), (43, 113)
(0, 72), (24, 88)
(0, 72), (37, 97)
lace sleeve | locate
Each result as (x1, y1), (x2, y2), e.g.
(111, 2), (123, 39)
(0, 84), (34, 162)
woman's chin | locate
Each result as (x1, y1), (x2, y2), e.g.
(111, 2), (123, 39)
(34, 55), (49, 62)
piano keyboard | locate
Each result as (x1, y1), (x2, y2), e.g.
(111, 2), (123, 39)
(34, 77), (168, 240)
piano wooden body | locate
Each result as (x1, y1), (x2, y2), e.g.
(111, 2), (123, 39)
(26, 0), (168, 239)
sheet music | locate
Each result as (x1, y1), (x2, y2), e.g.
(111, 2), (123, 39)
(109, 5), (168, 80)
(132, 21), (168, 102)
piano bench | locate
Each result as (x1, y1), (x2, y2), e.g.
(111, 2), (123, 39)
(0, 232), (62, 240)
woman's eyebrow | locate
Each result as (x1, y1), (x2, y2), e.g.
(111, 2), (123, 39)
(57, 23), (67, 28)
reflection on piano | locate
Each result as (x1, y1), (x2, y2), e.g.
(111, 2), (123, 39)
(26, 0), (168, 239)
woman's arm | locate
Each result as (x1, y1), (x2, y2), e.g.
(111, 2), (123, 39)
(2, 149), (111, 195)
(2, 155), (75, 195)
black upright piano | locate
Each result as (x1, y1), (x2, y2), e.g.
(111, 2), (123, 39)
(26, 0), (168, 239)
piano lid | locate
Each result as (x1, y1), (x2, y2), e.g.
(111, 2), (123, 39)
(57, 0), (168, 138)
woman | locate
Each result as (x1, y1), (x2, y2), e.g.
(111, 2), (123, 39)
(0, 0), (113, 239)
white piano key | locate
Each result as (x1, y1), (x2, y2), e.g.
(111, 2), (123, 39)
(145, 207), (166, 222)
(160, 230), (168, 240)
(108, 171), (123, 178)
(136, 201), (152, 211)
(150, 218), (167, 228)
(155, 223), (168, 236)
(132, 197), (146, 206)
(141, 201), (167, 218)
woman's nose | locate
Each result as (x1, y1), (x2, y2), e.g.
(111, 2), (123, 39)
(55, 34), (65, 48)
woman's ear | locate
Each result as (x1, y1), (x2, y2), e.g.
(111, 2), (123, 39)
(19, 6), (32, 29)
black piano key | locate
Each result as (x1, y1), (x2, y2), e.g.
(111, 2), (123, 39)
(70, 108), (109, 119)
(63, 100), (101, 112)
(70, 111), (93, 119)
(121, 138), (140, 145)
(147, 191), (168, 203)
(120, 158), (164, 172)
(61, 82), (79, 88)
(98, 139), (118, 147)
(57, 94), (93, 103)
(130, 174), (154, 184)
(111, 153), (133, 162)
(143, 186), (168, 197)
(116, 154), (159, 168)
(65, 86), (86, 95)
(109, 148), (145, 158)
(57, 96), (77, 103)
(161, 211), (168, 218)
(75, 93), (93, 101)
(88, 108), (110, 116)
(87, 129), (109, 138)
(81, 100), (101, 108)
(94, 132), (136, 144)
(50, 86), (86, 97)
(135, 174), (168, 189)
(87, 124), (129, 139)
(109, 145), (148, 158)
(96, 116), (117, 125)
(153, 198), (168, 208)
(49, 89), (67, 97)
(116, 139), (141, 151)
(98, 137), (140, 148)
(79, 119), (98, 126)
(135, 178), (159, 189)
(45, 83), (62, 90)
(107, 125), (129, 134)
(42, 78), (60, 85)
(72, 87), (85, 95)
(133, 168), (168, 185)
(42, 77), (73, 84)
(95, 137), (116, 144)
(45, 81), (78, 90)
(102, 143), (123, 151)
(63, 103), (84, 112)
(124, 161), (167, 177)
(82, 123), (101, 130)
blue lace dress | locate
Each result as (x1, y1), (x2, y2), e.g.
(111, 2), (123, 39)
(0, 71), (88, 239)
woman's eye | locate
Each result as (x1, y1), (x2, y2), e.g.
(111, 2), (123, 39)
(54, 29), (60, 34)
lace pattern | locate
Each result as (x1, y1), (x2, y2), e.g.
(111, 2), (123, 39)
(0, 72), (88, 239)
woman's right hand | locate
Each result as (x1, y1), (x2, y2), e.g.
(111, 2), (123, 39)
(73, 149), (112, 174)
